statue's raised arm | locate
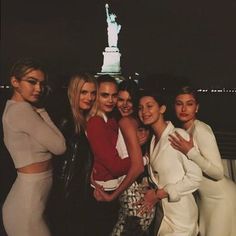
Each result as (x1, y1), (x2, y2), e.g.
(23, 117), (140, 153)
(105, 3), (121, 48)
(105, 4), (110, 23)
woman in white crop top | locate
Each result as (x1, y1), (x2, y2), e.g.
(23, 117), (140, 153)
(2, 58), (66, 236)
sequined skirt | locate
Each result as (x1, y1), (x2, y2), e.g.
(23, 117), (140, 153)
(111, 178), (155, 236)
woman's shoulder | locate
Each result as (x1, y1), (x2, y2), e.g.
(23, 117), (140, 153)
(118, 116), (137, 127)
(87, 115), (107, 128)
(7, 100), (31, 108)
(194, 119), (213, 135)
(5, 100), (33, 117)
(118, 117), (138, 134)
(88, 115), (104, 122)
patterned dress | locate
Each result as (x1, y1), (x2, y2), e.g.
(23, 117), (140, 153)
(111, 129), (155, 236)
(111, 177), (155, 236)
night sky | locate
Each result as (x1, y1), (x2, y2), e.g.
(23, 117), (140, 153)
(1, 0), (236, 87)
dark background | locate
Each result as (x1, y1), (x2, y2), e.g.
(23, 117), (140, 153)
(1, 1), (236, 234)
(1, 0), (236, 87)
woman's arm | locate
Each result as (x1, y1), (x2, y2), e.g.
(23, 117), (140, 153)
(187, 123), (224, 180)
(94, 116), (144, 201)
(169, 123), (224, 180)
(87, 116), (130, 177)
(164, 152), (202, 202)
(137, 152), (202, 214)
(7, 102), (66, 155)
(165, 129), (202, 202)
(136, 188), (167, 215)
(137, 129), (202, 214)
(34, 108), (64, 137)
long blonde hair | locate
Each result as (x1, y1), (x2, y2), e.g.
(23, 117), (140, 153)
(67, 73), (98, 134)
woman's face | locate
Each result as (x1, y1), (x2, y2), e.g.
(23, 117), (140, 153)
(11, 69), (45, 103)
(136, 126), (150, 145)
(79, 82), (96, 110)
(175, 94), (199, 124)
(117, 90), (133, 117)
(138, 96), (165, 126)
(98, 82), (118, 113)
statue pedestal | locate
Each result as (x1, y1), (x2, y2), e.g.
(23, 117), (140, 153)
(100, 47), (121, 75)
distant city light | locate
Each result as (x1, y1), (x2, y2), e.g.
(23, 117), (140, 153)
(196, 88), (236, 93)
(0, 84), (235, 93)
(0, 85), (10, 89)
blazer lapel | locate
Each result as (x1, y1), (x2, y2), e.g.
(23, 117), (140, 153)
(148, 122), (175, 186)
(150, 122), (174, 164)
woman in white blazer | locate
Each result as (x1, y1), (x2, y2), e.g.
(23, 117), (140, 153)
(169, 86), (236, 236)
(138, 90), (202, 236)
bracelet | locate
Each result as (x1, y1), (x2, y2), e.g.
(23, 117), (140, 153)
(142, 155), (149, 166)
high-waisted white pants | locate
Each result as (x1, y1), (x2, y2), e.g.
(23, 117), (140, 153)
(3, 170), (52, 236)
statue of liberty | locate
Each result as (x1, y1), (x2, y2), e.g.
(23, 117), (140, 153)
(105, 3), (121, 48)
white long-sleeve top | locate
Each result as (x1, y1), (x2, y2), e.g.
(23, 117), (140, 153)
(2, 100), (66, 168)
(185, 119), (236, 236)
(186, 119), (224, 180)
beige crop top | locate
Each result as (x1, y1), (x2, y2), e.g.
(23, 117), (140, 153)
(2, 100), (66, 168)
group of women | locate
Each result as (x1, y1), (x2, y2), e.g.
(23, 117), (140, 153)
(2, 57), (236, 236)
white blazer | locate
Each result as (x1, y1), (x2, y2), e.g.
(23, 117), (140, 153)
(149, 121), (202, 236)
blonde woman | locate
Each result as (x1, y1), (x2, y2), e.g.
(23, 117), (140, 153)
(52, 73), (98, 236)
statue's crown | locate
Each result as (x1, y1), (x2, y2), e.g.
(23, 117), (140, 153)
(110, 13), (117, 19)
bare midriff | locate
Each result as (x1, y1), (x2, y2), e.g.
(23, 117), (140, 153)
(17, 160), (52, 173)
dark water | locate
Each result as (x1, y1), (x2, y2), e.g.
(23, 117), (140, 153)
(196, 93), (236, 132)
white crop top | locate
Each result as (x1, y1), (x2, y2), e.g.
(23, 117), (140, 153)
(2, 100), (66, 168)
